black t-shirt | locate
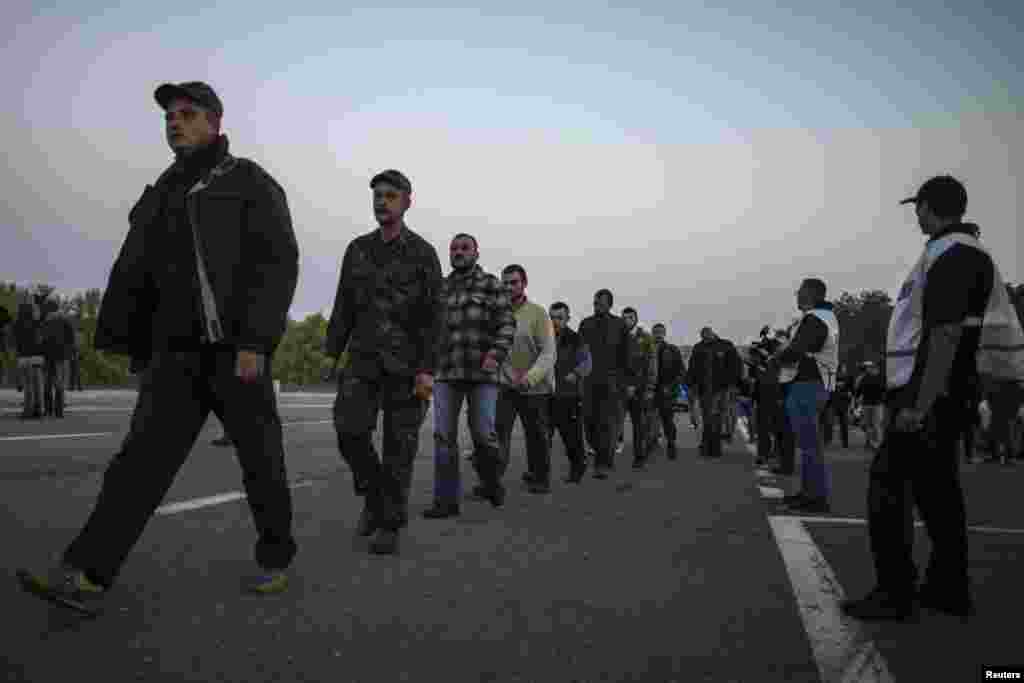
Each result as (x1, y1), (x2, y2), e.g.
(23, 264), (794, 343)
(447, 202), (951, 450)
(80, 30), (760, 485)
(857, 374), (885, 405)
(902, 231), (994, 405)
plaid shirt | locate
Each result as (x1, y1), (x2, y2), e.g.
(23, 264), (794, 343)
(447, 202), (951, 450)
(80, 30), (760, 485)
(435, 265), (516, 383)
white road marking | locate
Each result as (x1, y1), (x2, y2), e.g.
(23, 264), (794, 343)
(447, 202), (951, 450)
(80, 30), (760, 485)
(789, 515), (1024, 536)
(2, 403), (333, 416)
(769, 515), (895, 683)
(156, 480), (314, 516)
(0, 432), (115, 442)
(759, 486), (784, 499)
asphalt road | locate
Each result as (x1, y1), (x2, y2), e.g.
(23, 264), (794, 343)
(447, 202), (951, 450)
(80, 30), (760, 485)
(1, 389), (1019, 682)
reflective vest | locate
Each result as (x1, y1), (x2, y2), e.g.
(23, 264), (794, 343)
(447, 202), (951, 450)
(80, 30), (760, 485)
(778, 308), (840, 390)
(886, 232), (1024, 389)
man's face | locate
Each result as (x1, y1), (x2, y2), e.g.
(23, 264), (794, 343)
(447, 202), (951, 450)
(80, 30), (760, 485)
(449, 236), (478, 270)
(373, 182), (411, 227)
(652, 326), (666, 344)
(165, 98), (218, 155)
(502, 271), (526, 301)
(623, 311), (637, 330)
(592, 294), (610, 316)
(701, 329), (715, 343)
(796, 284), (814, 311)
(549, 307), (568, 335)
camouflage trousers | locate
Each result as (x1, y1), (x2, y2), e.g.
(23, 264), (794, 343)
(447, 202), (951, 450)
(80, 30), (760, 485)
(333, 371), (429, 530)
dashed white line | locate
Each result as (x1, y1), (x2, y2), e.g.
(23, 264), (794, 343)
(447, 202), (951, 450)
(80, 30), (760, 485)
(0, 432), (115, 442)
(155, 480), (315, 516)
(787, 514), (1024, 536)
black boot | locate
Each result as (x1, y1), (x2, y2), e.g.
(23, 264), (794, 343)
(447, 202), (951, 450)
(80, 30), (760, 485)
(422, 501), (460, 519)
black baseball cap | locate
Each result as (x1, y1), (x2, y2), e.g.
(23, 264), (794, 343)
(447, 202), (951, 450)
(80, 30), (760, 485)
(370, 169), (412, 193)
(899, 175), (967, 218)
(154, 82), (224, 118)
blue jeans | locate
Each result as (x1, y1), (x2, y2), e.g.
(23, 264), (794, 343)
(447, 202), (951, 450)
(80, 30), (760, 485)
(785, 381), (831, 501)
(433, 381), (500, 504)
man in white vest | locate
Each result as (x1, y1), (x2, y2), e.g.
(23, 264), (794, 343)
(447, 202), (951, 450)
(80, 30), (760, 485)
(841, 175), (1016, 621)
(768, 278), (839, 513)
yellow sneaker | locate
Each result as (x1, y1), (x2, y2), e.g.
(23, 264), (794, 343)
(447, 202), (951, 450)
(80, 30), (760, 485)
(246, 570), (288, 595)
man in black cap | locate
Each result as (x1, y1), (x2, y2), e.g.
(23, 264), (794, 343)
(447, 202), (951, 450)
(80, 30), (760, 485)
(18, 81), (300, 606)
(325, 169), (443, 555)
(842, 175), (999, 620)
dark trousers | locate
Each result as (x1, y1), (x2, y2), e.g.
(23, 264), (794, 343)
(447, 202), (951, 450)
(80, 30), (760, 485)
(64, 349), (296, 587)
(625, 392), (652, 461)
(550, 395), (586, 474)
(823, 399), (850, 448)
(867, 395), (969, 599)
(698, 390), (727, 458)
(69, 353), (82, 390)
(654, 388), (678, 446)
(583, 380), (621, 470)
(333, 371), (428, 531)
(494, 389), (551, 484)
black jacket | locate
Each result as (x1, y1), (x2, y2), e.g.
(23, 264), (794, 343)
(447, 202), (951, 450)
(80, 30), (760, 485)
(687, 337), (742, 394)
(553, 327), (591, 397)
(325, 226), (443, 377)
(95, 136), (298, 361)
(655, 341), (685, 389)
(13, 305), (41, 357)
(578, 312), (631, 386)
(41, 316), (76, 361)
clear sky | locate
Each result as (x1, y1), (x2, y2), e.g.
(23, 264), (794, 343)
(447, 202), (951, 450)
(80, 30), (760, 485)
(3, 1), (1021, 345)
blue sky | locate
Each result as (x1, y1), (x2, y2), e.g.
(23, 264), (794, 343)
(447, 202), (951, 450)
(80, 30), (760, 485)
(3, 1), (1021, 343)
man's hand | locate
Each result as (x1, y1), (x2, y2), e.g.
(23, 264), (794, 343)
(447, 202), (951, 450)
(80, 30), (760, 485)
(482, 350), (499, 372)
(413, 372), (434, 400)
(236, 350), (265, 383)
(890, 407), (926, 433)
(565, 372), (577, 384)
(644, 389), (655, 402)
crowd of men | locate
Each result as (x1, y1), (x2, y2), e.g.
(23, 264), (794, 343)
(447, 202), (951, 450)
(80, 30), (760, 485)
(12, 82), (1024, 628)
(1, 295), (82, 419)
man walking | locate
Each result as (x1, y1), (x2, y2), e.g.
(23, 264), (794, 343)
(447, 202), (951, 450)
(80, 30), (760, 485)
(651, 323), (685, 460)
(687, 327), (742, 459)
(843, 175), (1024, 620)
(770, 279), (839, 513)
(620, 308), (658, 469)
(41, 307), (76, 418)
(424, 234), (514, 519)
(326, 169), (443, 553)
(578, 289), (631, 479)
(18, 81), (300, 603)
(490, 265), (556, 493)
(549, 302), (591, 482)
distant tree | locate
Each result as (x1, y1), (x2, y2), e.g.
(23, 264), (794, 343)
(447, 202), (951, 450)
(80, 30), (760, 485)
(271, 312), (334, 385)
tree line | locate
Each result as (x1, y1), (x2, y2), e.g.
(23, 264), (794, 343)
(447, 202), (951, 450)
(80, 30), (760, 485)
(3, 281), (1021, 387)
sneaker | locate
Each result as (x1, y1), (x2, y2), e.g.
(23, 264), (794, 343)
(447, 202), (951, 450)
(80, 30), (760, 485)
(422, 502), (460, 519)
(666, 444), (677, 460)
(245, 570), (289, 595)
(16, 566), (105, 616)
(593, 469), (609, 480)
(841, 588), (916, 620)
(526, 481), (551, 494)
(615, 442), (625, 456)
(369, 528), (400, 555)
(211, 436), (233, 447)
(521, 471), (539, 485)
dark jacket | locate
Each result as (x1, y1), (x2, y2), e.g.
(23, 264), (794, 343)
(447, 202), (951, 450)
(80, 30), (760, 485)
(41, 315), (76, 362)
(687, 337), (742, 395)
(95, 135), (299, 361)
(578, 312), (630, 386)
(553, 326), (592, 398)
(326, 226), (444, 378)
(624, 327), (658, 393)
(0, 304), (10, 354)
(655, 341), (685, 389)
(13, 304), (42, 357)
(775, 303), (833, 384)
(433, 264), (515, 383)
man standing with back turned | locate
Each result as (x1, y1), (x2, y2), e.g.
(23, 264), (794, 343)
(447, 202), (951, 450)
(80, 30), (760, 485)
(843, 176), (1024, 620)
(326, 169), (443, 555)
(18, 81), (300, 604)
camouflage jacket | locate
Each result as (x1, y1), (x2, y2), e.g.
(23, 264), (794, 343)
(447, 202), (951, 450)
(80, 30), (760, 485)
(325, 226), (443, 378)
